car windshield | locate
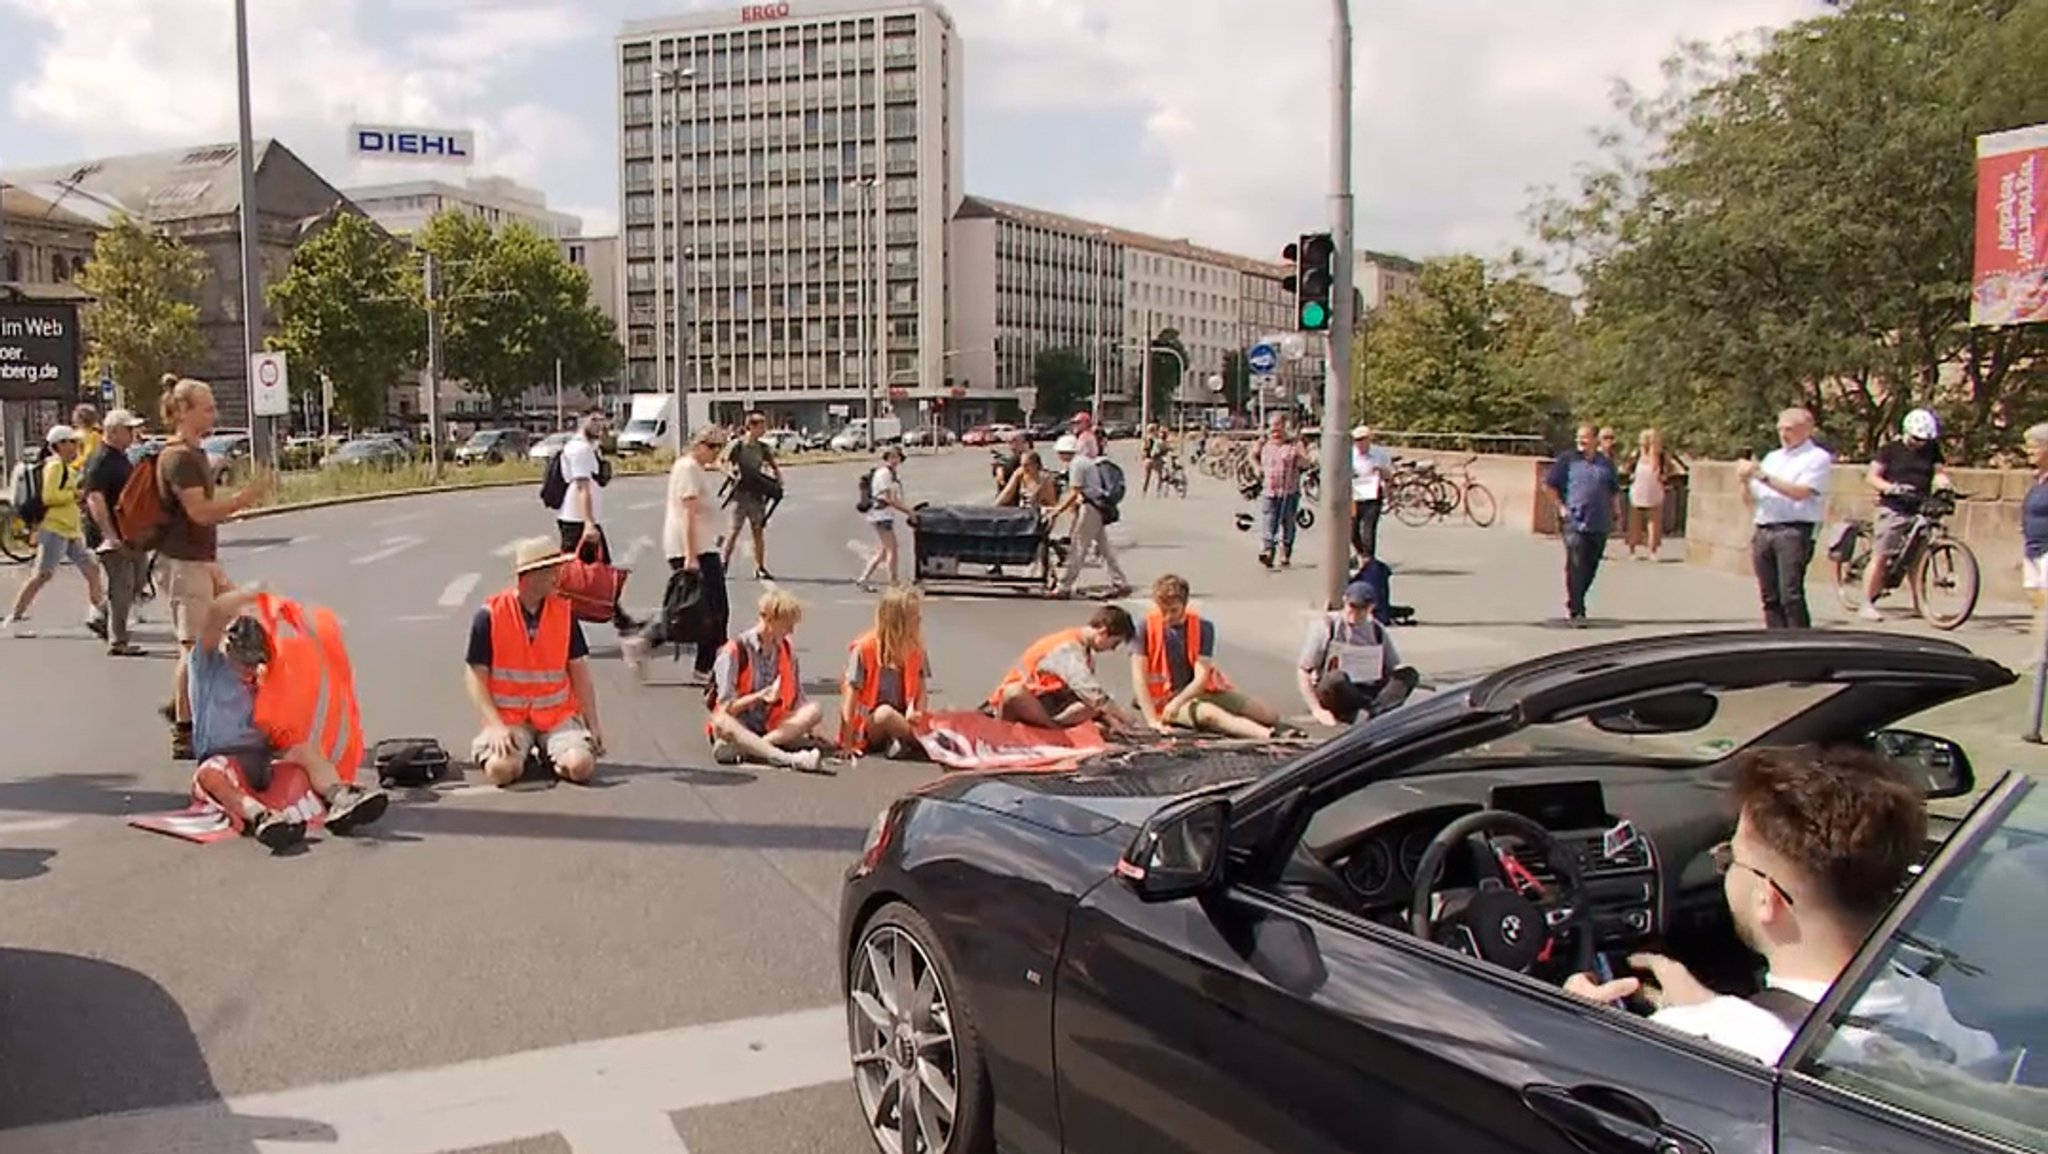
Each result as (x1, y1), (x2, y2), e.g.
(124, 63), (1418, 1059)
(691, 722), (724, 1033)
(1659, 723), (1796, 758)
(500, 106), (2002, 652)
(467, 431), (508, 447)
(200, 434), (243, 454)
(1426, 682), (1848, 769)
(624, 419), (659, 434)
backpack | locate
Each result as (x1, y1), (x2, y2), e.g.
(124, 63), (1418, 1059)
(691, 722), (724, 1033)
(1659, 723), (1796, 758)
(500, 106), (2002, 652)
(539, 452), (568, 510)
(11, 449), (49, 528)
(371, 736), (452, 788)
(1082, 458), (1126, 524)
(118, 446), (172, 550)
(855, 468), (875, 514)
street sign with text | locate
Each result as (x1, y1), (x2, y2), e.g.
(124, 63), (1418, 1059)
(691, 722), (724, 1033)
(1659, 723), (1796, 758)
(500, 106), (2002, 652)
(251, 351), (290, 417)
(0, 301), (81, 403)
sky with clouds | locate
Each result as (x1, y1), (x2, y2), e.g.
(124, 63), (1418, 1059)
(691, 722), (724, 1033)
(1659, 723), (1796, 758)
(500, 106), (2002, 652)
(0, 0), (1825, 263)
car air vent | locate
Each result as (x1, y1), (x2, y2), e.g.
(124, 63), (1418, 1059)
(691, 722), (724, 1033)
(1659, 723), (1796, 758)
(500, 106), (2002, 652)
(1505, 841), (1559, 885)
(1580, 836), (1651, 875)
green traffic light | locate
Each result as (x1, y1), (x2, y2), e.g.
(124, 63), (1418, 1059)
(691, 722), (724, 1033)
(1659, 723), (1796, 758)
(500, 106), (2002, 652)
(1301, 301), (1329, 329)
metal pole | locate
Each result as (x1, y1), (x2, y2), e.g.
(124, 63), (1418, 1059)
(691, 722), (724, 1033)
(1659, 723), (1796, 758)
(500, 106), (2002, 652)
(232, 0), (269, 465)
(554, 357), (563, 428)
(670, 84), (687, 454)
(424, 251), (444, 482)
(1319, 0), (1357, 609)
(1139, 308), (1154, 433)
(652, 71), (669, 414)
(861, 183), (876, 450)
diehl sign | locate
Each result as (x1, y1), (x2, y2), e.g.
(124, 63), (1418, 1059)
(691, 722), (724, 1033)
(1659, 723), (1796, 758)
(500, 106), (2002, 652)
(349, 124), (476, 166)
(741, 3), (790, 22)
(0, 301), (82, 404)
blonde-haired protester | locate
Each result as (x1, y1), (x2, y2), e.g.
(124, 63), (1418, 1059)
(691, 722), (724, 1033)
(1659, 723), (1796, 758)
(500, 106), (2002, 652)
(839, 585), (932, 760)
(156, 374), (272, 760)
(706, 589), (830, 773)
(1625, 428), (1684, 560)
(2022, 424), (2048, 745)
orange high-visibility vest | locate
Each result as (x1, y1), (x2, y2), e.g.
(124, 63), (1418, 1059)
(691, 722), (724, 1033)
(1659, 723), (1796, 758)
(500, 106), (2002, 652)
(1141, 609), (1231, 708)
(844, 629), (926, 748)
(706, 632), (799, 737)
(988, 627), (1087, 709)
(483, 590), (581, 731)
(249, 593), (364, 784)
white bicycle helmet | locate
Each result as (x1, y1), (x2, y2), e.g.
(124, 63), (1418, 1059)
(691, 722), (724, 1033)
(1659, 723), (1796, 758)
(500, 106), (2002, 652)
(1902, 408), (1940, 441)
(1053, 433), (1080, 455)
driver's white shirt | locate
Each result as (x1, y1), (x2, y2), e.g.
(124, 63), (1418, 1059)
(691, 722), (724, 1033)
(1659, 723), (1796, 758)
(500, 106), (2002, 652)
(1650, 966), (1996, 1066)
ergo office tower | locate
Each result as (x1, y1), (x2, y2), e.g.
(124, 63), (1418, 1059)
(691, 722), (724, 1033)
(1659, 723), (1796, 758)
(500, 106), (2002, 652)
(616, 0), (965, 433)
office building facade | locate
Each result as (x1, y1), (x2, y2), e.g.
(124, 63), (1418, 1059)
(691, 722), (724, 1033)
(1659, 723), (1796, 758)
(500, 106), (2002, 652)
(343, 175), (582, 240)
(616, 0), (965, 432)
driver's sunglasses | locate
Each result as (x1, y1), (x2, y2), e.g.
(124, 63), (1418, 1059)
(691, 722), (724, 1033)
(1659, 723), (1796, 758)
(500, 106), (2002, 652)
(1710, 841), (1795, 906)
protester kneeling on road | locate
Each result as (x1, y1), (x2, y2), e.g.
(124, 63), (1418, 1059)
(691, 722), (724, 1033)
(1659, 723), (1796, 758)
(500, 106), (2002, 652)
(1298, 579), (1419, 726)
(989, 605), (1143, 733)
(465, 538), (606, 786)
(1131, 574), (1284, 738)
(840, 585), (931, 759)
(188, 584), (388, 851)
(707, 588), (829, 773)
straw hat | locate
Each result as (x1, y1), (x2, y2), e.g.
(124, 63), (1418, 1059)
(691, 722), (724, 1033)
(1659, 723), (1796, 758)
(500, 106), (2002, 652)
(512, 537), (569, 575)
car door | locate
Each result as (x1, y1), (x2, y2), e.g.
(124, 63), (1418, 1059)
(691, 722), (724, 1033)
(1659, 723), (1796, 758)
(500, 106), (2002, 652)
(1053, 871), (1774, 1154)
(1777, 773), (2048, 1154)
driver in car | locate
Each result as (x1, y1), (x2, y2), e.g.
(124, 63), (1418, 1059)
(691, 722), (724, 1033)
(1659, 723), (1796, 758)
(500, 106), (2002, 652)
(1564, 745), (1996, 1066)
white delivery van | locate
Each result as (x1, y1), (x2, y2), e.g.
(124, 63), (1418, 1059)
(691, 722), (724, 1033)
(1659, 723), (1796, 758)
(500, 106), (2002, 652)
(829, 415), (903, 452)
(615, 393), (676, 454)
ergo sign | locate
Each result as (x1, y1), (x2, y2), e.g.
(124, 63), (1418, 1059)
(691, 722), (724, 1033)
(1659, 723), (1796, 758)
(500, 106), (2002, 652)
(741, 3), (790, 21)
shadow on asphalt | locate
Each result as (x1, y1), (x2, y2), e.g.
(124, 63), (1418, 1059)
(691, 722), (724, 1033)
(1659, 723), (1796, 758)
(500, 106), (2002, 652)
(0, 774), (187, 819)
(605, 762), (758, 788)
(0, 947), (335, 1144)
(385, 805), (866, 852)
(0, 848), (54, 880)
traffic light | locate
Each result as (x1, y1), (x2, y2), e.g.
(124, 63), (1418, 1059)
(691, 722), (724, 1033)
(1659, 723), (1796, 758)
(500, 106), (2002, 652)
(1279, 232), (1336, 331)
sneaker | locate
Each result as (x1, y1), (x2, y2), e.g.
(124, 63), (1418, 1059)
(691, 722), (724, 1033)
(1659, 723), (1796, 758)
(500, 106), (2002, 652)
(1857, 604), (1884, 622)
(710, 739), (747, 766)
(253, 809), (307, 852)
(107, 642), (145, 657)
(85, 615), (108, 640)
(786, 748), (834, 775)
(620, 634), (651, 677)
(322, 785), (390, 836)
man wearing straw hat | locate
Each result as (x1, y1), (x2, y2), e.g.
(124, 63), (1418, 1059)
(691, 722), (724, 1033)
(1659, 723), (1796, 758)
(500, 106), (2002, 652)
(463, 537), (606, 786)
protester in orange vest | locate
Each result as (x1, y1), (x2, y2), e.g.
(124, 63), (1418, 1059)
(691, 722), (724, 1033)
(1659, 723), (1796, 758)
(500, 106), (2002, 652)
(708, 588), (829, 772)
(839, 585), (931, 759)
(188, 583), (388, 852)
(988, 604), (1142, 732)
(465, 537), (607, 786)
(1129, 573), (1286, 738)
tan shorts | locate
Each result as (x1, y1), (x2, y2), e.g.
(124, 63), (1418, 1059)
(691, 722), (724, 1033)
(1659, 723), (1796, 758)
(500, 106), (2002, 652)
(471, 718), (594, 766)
(163, 559), (229, 643)
(1162, 690), (1258, 728)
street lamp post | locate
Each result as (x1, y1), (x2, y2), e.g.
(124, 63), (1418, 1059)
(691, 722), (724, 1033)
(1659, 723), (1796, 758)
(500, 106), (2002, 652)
(846, 177), (878, 449)
(1320, 0), (1358, 610)
(232, 0), (270, 464)
(655, 65), (697, 452)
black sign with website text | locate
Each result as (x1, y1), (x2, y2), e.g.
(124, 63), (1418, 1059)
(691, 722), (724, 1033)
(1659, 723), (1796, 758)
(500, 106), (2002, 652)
(0, 301), (82, 403)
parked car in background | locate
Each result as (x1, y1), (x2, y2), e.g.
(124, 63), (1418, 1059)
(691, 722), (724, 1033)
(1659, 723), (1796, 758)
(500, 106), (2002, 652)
(454, 428), (531, 465)
(903, 425), (957, 447)
(1102, 420), (1138, 439)
(961, 425), (993, 446)
(529, 432), (573, 463)
(322, 437), (411, 471)
(762, 428), (807, 455)
(202, 430), (252, 485)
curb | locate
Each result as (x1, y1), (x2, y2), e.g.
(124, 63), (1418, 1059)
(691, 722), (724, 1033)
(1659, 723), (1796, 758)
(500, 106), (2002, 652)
(231, 451), (878, 522)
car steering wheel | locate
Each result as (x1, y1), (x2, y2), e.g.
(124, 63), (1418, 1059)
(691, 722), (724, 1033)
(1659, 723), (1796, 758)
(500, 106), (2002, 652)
(1406, 810), (1596, 976)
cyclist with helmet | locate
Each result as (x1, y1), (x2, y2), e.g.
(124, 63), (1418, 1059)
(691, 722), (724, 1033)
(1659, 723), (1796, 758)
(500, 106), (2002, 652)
(1860, 408), (1953, 621)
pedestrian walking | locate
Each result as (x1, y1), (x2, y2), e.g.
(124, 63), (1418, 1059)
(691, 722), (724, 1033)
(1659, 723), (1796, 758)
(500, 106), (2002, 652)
(2, 425), (109, 635)
(80, 408), (151, 656)
(1739, 407), (1832, 629)
(551, 410), (638, 633)
(1624, 428), (1681, 559)
(1049, 434), (1130, 600)
(622, 425), (731, 682)
(856, 446), (912, 592)
(722, 411), (783, 580)
(1545, 425), (1620, 624)
(1349, 424), (1391, 561)
(1255, 414), (1312, 568)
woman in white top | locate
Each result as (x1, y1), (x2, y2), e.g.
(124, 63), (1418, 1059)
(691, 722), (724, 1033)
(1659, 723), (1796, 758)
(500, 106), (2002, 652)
(857, 447), (913, 592)
(1625, 427), (1682, 559)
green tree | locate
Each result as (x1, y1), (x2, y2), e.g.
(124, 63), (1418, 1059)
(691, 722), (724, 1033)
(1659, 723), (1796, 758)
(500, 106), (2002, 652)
(416, 213), (624, 410)
(1218, 349), (1254, 412)
(266, 211), (422, 428)
(74, 216), (205, 420)
(1147, 327), (1189, 419)
(1356, 256), (1572, 437)
(1030, 346), (1092, 418)
(1532, 0), (2048, 460)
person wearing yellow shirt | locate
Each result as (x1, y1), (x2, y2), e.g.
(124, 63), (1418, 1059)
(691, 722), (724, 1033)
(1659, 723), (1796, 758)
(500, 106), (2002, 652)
(72, 403), (104, 464)
(2, 425), (109, 634)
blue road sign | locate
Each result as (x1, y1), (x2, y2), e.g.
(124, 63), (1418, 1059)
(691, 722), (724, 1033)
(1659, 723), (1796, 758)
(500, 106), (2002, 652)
(1247, 343), (1278, 376)
(98, 368), (114, 404)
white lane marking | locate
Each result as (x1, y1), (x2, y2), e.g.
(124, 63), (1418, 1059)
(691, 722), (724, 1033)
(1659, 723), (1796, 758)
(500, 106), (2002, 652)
(494, 537), (532, 557)
(374, 511), (430, 527)
(629, 498), (663, 511)
(0, 1005), (848, 1154)
(350, 535), (425, 566)
(0, 817), (75, 836)
(438, 783), (500, 797)
(437, 572), (482, 608)
(561, 1114), (693, 1153)
(394, 614), (447, 623)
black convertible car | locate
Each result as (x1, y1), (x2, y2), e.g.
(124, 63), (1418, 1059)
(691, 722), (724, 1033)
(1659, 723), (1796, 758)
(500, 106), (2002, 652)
(839, 630), (2048, 1154)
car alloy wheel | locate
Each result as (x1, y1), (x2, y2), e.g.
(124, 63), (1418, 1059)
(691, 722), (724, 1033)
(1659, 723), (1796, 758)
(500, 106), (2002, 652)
(849, 920), (960, 1154)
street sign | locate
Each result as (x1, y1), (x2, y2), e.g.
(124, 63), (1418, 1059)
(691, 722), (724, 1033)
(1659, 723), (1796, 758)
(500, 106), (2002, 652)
(0, 301), (81, 403)
(1248, 343), (1278, 376)
(251, 351), (290, 417)
(1016, 387), (1038, 416)
(98, 367), (114, 405)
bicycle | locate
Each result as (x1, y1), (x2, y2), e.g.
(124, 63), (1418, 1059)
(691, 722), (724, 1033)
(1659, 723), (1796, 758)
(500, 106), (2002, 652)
(0, 501), (32, 564)
(1442, 454), (1499, 528)
(1829, 487), (1981, 630)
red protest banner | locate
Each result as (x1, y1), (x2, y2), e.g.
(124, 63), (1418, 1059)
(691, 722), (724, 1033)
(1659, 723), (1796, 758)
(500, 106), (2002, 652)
(1973, 122), (2048, 327)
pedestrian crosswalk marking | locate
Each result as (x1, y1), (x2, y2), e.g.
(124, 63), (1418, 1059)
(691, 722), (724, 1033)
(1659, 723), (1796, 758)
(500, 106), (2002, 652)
(438, 573), (482, 608)
(351, 535), (425, 566)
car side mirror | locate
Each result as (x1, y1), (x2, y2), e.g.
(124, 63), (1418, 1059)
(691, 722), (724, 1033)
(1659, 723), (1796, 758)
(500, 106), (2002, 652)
(1872, 729), (1974, 800)
(1117, 796), (1229, 903)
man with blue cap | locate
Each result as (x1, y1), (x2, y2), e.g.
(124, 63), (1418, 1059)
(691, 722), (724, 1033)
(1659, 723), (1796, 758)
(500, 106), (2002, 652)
(1296, 578), (1419, 726)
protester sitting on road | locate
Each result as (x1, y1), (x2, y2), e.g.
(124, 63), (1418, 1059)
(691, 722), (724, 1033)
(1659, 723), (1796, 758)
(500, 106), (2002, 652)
(839, 586), (931, 760)
(464, 538), (606, 786)
(1563, 745), (1996, 1067)
(708, 588), (829, 773)
(989, 605), (1142, 732)
(188, 583), (388, 852)
(1298, 579), (1419, 726)
(1131, 574), (1284, 738)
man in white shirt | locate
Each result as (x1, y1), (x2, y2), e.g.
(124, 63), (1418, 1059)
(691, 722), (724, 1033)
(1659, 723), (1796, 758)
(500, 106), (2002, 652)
(1738, 407), (1832, 628)
(1566, 745), (1994, 1067)
(623, 426), (728, 680)
(1349, 425), (1392, 561)
(554, 411), (608, 558)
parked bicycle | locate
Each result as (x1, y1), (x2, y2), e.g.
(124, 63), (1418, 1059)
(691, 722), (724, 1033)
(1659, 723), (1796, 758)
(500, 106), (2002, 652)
(1829, 486), (1981, 630)
(1386, 455), (1499, 529)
